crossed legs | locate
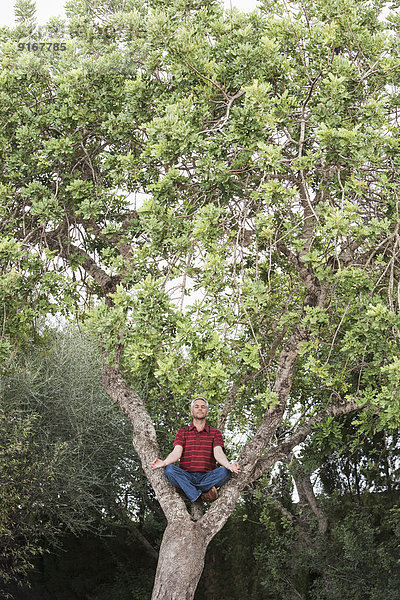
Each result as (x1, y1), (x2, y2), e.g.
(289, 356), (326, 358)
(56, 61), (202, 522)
(164, 464), (231, 502)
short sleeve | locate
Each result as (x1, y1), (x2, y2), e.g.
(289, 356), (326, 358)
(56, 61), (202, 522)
(173, 428), (185, 448)
(212, 429), (224, 449)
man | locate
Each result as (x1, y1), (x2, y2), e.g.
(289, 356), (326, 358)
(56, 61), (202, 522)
(151, 396), (240, 502)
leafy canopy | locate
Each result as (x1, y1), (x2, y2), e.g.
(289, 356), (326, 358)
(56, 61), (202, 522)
(0, 0), (400, 437)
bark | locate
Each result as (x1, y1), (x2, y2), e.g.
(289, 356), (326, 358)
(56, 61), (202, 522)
(238, 325), (307, 477)
(101, 362), (189, 522)
(291, 458), (328, 535)
(151, 522), (208, 600)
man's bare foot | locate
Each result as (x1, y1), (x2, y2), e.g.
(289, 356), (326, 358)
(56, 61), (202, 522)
(201, 486), (218, 502)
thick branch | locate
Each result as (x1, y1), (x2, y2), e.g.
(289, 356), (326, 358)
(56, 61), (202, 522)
(235, 258), (329, 477)
(238, 324), (307, 475)
(101, 361), (191, 523)
(77, 210), (139, 265)
(277, 239), (325, 302)
(252, 398), (360, 481)
(269, 496), (312, 545)
(46, 235), (120, 294)
(18, 220), (120, 298)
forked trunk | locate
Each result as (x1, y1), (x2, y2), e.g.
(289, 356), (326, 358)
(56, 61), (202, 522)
(151, 521), (208, 600)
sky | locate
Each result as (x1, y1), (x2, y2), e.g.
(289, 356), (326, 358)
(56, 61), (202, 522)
(0, 0), (259, 27)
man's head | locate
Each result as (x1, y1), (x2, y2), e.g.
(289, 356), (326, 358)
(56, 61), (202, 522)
(190, 396), (209, 420)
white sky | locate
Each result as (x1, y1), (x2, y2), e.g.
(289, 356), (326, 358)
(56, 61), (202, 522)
(0, 0), (259, 27)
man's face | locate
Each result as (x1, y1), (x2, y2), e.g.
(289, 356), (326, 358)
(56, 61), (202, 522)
(191, 400), (209, 420)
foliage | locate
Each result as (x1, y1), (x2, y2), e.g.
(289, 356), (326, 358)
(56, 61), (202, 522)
(252, 416), (400, 600)
(254, 498), (400, 600)
(301, 414), (400, 496)
(0, 409), (51, 586)
(0, 0), (399, 436)
(3, 529), (158, 600)
(308, 506), (400, 600)
(0, 328), (158, 587)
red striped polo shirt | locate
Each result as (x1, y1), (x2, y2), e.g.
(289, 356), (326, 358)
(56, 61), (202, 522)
(173, 422), (225, 473)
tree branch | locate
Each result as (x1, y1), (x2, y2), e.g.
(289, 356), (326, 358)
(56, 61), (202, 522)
(101, 361), (191, 523)
(291, 456), (328, 535)
(238, 324), (308, 477)
(46, 235), (120, 295)
(252, 398), (360, 481)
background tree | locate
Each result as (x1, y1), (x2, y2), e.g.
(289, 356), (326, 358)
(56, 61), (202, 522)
(1, 0), (400, 597)
(250, 418), (400, 600)
(0, 329), (161, 589)
(0, 408), (48, 586)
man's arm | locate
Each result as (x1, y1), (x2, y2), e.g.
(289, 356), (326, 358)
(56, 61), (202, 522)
(214, 445), (240, 473)
(151, 445), (183, 469)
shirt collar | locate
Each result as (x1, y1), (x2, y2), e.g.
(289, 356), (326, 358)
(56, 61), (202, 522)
(189, 421), (210, 432)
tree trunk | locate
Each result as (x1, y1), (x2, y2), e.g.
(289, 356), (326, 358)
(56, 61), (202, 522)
(151, 521), (208, 600)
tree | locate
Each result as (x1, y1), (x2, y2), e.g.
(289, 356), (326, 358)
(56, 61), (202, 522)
(0, 408), (47, 586)
(252, 489), (400, 600)
(302, 413), (400, 498)
(248, 412), (400, 600)
(0, 329), (159, 587)
(1, 0), (400, 597)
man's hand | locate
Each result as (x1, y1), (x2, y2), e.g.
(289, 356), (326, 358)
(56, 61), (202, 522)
(151, 446), (183, 470)
(214, 446), (240, 473)
(227, 462), (240, 474)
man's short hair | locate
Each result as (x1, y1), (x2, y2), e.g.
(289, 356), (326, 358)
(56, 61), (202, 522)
(190, 396), (209, 410)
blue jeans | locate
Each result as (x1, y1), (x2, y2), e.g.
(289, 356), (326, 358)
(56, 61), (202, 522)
(164, 465), (231, 502)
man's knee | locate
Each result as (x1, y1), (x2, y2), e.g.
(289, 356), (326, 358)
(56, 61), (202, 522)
(221, 466), (231, 481)
(214, 466), (230, 486)
(164, 464), (183, 483)
(164, 464), (176, 479)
